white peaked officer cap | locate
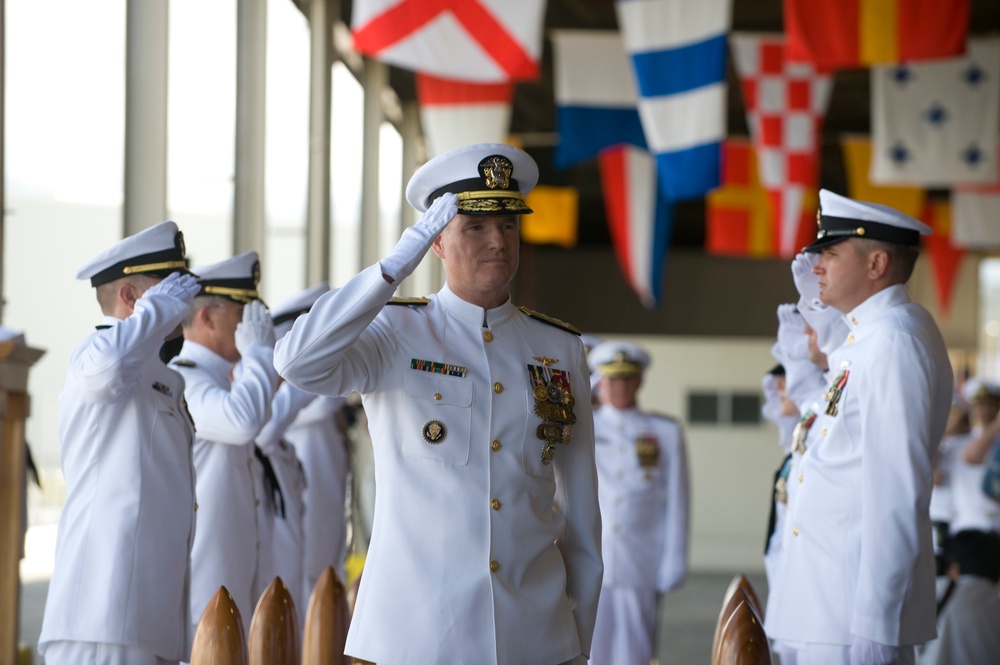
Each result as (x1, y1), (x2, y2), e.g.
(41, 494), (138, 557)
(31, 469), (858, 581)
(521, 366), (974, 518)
(405, 142), (539, 215)
(962, 378), (1000, 404)
(75, 220), (191, 287)
(588, 340), (651, 378)
(803, 189), (933, 253)
(194, 251), (264, 305)
(271, 282), (330, 339)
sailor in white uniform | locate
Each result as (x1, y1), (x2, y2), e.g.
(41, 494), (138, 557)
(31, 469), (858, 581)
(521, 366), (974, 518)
(271, 283), (355, 602)
(171, 251), (279, 634)
(945, 380), (1000, 535)
(586, 341), (689, 665)
(274, 143), (603, 664)
(765, 190), (954, 665)
(40, 222), (200, 665)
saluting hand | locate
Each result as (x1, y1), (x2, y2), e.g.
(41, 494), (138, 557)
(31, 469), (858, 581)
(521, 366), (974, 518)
(143, 272), (201, 304)
(775, 304), (809, 362)
(380, 192), (459, 283)
(791, 252), (822, 307)
(235, 300), (276, 354)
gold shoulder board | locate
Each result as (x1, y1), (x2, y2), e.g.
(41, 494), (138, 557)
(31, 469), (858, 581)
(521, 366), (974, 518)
(172, 359), (197, 368)
(387, 296), (430, 306)
(517, 306), (581, 336)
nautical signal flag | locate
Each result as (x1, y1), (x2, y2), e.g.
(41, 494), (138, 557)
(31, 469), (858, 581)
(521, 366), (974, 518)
(730, 33), (833, 258)
(551, 30), (647, 169)
(783, 0), (969, 70)
(706, 139), (817, 258)
(871, 38), (1000, 187)
(840, 135), (925, 219)
(416, 73), (513, 157)
(521, 186), (579, 248)
(597, 144), (673, 308)
(351, 0), (546, 83)
(614, 0), (730, 201)
(952, 143), (1000, 250)
(921, 200), (965, 317)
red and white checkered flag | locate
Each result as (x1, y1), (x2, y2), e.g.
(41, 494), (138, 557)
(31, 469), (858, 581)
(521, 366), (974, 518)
(731, 33), (833, 256)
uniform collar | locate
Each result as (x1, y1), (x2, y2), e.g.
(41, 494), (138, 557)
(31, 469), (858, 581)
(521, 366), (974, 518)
(99, 315), (121, 328)
(843, 284), (910, 330)
(436, 282), (515, 328)
(177, 339), (235, 377)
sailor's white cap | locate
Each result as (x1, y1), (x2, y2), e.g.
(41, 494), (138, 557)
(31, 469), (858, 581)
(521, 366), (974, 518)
(75, 220), (191, 286)
(804, 189), (932, 253)
(194, 251), (263, 305)
(588, 340), (650, 378)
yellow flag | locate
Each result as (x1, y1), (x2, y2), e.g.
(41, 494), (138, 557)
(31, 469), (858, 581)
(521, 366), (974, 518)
(841, 136), (924, 218)
(521, 185), (579, 248)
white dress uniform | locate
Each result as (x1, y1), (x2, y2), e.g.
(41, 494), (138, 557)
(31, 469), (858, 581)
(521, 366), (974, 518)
(274, 264), (603, 665)
(40, 222), (198, 664)
(286, 394), (352, 599)
(766, 284), (953, 651)
(254, 380), (315, 612)
(589, 403), (689, 665)
(171, 338), (277, 628)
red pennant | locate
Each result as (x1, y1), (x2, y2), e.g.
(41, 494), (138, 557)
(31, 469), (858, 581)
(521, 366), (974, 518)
(921, 200), (965, 317)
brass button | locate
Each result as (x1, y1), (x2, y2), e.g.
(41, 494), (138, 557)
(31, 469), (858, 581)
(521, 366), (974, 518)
(848, 334), (855, 344)
(483, 331), (494, 343)
(821, 428), (827, 436)
(490, 560), (500, 572)
(793, 528), (799, 537)
(798, 474), (804, 483)
(493, 382), (503, 394)
(491, 499), (502, 510)
(491, 440), (502, 451)
(195, 502), (199, 511)
(433, 393), (442, 400)
(851, 316), (858, 326)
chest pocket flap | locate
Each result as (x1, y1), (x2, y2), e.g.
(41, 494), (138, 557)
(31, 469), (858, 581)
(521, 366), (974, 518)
(401, 372), (474, 465)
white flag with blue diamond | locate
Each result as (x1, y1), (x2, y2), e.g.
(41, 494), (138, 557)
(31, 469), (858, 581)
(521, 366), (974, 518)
(871, 38), (1000, 187)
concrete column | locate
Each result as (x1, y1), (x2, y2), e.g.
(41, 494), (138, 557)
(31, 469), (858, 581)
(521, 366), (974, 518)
(359, 58), (386, 268)
(124, 0), (169, 235)
(234, 0), (267, 256)
(398, 101), (421, 297)
(305, 0), (333, 286)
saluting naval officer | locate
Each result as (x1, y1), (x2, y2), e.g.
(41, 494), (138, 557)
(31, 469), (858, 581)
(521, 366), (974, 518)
(274, 143), (603, 665)
(586, 341), (689, 665)
(39, 222), (200, 665)
(170, 251), (280, 635)
(765, 190), (954, 665)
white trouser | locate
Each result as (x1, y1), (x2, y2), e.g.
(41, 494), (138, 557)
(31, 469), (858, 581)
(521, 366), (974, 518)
(44, 641), (178, 665)
(589, 586), (657, 665)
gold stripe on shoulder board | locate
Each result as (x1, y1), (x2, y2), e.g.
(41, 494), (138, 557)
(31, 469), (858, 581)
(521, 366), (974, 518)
(517, 307), (581, 335)
(387, 296), (430, 306)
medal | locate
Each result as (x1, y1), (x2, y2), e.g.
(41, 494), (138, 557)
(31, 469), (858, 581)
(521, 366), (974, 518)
(824, 370), (850, 416)
(527, 363), (576, 464)
(791, 410), (817, 454)
(635, 435), (660, 468)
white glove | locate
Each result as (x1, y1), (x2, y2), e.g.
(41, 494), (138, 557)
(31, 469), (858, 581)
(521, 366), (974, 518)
(791, 252), (822, 307)
(380, 192), (459, 283)
(761, 374), (781, 424)
(849, 637), (901, 665)
(235, 300), (276, 355)
(143, 272), (200, 304)
(775, 304), (809, 362)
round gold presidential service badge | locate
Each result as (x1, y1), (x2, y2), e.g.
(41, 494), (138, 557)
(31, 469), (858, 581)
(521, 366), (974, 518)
(422, 419), (447, 445)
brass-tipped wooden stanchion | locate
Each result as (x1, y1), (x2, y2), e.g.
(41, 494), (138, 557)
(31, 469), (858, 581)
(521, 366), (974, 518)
(714, 599), (772, 664)
(711, 575), (765, 663)
(191, 586), (248, 665)
(249, 577), (299, 665)
(302, 567), (350, 665)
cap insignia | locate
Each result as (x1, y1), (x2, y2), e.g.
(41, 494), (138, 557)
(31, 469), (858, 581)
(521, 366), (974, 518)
(176, 231), (186, 257)
(480, 155), (513, 190)
(252, 261), (261, 286)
